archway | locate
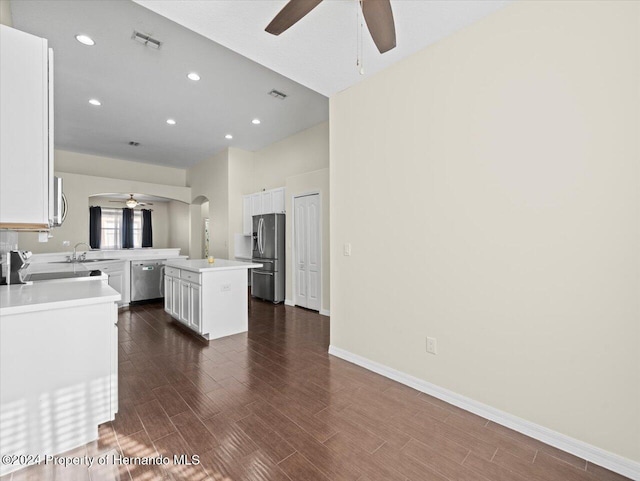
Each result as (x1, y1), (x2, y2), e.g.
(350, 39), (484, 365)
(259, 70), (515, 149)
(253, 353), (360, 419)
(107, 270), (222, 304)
(190, 196), (210, 259)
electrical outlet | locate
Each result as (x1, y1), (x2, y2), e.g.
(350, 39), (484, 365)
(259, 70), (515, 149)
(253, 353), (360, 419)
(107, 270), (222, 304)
(343, 243), (351, 256)
(221, 283), (231, 292)
(62, 240), (70, 246)
(426, 337), (437, 355)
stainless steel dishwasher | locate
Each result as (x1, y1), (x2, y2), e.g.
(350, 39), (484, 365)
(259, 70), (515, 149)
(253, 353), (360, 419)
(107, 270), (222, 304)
(130, 260), (165, 302)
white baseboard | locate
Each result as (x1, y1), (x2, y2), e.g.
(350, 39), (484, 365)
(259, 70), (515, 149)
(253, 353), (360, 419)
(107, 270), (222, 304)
(320, 308), (330, 317)
(328, 345), (640, 480)
(284, 299), (295, 307)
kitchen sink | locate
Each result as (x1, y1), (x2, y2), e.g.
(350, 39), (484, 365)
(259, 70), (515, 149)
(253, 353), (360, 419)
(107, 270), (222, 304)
(52, 258), (117, 263)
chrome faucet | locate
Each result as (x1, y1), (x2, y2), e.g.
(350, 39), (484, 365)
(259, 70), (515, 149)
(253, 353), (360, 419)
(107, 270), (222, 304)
(69, 242), (92, 262)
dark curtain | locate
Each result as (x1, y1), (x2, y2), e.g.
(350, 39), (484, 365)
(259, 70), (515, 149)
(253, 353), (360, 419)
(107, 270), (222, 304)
(122, 208), (134, 249)
(89, 206), (102, 249)
(142, 209), (153, 248)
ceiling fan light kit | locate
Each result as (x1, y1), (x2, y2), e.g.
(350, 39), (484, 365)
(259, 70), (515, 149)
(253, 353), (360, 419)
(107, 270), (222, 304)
(265, 0), (396, 54)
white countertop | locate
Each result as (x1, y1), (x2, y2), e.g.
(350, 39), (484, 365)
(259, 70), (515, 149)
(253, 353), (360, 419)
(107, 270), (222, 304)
(28, 249), (187, 264)
(165, 258), (263, 273)
(0, 279), (121, 316)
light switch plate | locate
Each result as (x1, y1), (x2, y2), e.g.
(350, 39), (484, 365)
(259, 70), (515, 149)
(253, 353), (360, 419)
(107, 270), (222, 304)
(343, 243), (351, 256)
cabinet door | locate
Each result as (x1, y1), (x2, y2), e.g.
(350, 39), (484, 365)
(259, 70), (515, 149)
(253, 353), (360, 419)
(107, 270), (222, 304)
(189, 284), (201, 333)
(107, 271), (124, 306)
(179, 280), (191, 325)
(242, 195), (252, 235)
(272, 188), (285, 213)
(171, 278), (181, 318)
(164, 276), (173, 314)
(261, 191), (273, 214)
(0, 26), (51, 228)
(251, 193), (262, 217)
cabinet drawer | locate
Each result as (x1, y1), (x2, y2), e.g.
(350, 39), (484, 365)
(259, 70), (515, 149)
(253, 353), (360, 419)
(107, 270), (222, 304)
(94, 262), (122, 272)
(165, 266), (180, 277)
(180, 270), (201, 284)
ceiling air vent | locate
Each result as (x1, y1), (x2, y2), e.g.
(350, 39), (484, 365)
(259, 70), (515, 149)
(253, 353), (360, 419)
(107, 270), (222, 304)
(132, 31), (162, 49)
(128, 141), (140, 147)
(268, 89), (287, 100)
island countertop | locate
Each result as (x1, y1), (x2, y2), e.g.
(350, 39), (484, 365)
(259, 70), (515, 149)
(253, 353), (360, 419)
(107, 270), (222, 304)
(164, 258), (263, 273)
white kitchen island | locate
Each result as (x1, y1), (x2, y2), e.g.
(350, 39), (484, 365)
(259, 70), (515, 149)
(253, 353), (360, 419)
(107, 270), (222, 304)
(163, 259), (262, 340)
(0, 279), (120, 477)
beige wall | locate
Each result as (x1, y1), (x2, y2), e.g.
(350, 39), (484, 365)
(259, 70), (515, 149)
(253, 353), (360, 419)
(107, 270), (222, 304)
(253, 122), (329, 191)
(227, 147), (256, 257)
(55, 150), (187, 187)
(330, 0), (639, 463)
(168, 200), (190, 256)
(187, 150), (228, 259)
(187, 122), (330, 310)
(19, 152), (191, 254)
(0, 0), (12, 27)
(252, 122), (330, 311)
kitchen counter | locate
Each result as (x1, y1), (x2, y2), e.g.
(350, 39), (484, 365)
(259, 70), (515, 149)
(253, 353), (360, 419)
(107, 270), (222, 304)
(0, 279), (120, 316)
(165, 258), (262, 273)
(1, 279), (119, 477)
(163, 259), (261, 340)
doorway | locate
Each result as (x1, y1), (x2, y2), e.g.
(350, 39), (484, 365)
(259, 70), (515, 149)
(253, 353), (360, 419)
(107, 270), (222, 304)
(294, 193), (321, 311)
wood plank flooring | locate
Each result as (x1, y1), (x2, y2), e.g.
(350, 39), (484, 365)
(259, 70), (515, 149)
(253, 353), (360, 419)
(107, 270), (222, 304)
(4, 297), (631, 481)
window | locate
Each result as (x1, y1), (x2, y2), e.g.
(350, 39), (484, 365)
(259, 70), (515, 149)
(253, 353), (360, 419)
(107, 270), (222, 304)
(99, 208), (143, 249)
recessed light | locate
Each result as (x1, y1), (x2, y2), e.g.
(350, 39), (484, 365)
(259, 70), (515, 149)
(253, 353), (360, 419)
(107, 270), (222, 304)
(88, 99), (101, 106)
(187, 72), (201, 81)
(166, 119), (176, 125)
(225, 134), (233, 140)
(75, 34), (95, 46)
(252, 118), (261, 125)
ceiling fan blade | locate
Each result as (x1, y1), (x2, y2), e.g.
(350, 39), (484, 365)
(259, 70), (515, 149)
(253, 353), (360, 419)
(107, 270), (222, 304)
(265, 0), (323, 36)
(361, 0), (396, 53)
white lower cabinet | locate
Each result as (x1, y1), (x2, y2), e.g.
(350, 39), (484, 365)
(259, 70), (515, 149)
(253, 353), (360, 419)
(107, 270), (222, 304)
(95, 261), (129, 307)
(165, 272), (202, 334)
(189, 283), (201, 332)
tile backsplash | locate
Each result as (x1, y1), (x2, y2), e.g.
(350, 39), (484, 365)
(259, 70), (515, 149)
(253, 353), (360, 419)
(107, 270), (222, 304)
(0, 231), (18, 255)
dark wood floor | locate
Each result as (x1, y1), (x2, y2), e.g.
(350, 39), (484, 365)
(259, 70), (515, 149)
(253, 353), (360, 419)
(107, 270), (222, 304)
(7, 298), (630, 481)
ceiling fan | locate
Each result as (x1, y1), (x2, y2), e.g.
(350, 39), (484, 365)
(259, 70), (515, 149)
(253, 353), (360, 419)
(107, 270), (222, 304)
(109, 194), (153, 209)
(265, 0), (396, 54)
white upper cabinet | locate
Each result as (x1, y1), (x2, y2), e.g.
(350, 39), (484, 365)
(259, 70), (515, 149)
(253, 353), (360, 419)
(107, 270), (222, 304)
(261, 191), (273, 215)
(0, 25), (53, 230)
(242, 187), (286, 236)
(272, 188), (285, 214)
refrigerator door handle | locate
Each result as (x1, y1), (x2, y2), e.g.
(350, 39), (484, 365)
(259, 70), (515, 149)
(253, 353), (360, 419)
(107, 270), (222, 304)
(259, 218), (264, 255)
(257, 218), (261, 254)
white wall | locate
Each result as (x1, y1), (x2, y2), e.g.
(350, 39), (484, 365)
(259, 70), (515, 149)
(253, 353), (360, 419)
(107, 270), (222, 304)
(330, 0), (639, 464)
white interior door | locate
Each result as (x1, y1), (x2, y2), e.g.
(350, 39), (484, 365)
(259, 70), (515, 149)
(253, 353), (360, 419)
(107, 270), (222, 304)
(294, 194), (321, 311)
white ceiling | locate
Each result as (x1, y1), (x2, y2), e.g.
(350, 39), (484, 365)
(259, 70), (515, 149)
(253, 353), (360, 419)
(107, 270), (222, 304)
(133, 0), (513, 97)
(11, 0), (512, 170)
(10, 0), (329, 168)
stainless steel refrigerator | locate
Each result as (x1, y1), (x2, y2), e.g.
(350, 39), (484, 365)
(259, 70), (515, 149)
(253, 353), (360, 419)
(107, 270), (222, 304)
(251, 213), (285, 303)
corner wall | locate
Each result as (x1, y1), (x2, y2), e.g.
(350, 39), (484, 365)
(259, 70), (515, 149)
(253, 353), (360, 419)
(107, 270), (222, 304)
(330, 0), (639, 464)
